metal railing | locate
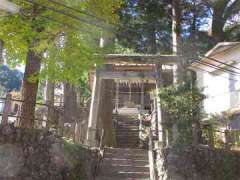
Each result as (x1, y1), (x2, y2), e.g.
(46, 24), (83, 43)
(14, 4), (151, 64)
(138, 110), (157, 180)
(201, 125), (240, 151)
(148, 127), (156, 180)
(93, 129), (105, 179)
(0, 94), (89, 142)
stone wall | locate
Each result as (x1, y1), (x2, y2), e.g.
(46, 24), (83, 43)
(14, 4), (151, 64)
(0, 124), (97, 180)
(162, 145), (240, 180)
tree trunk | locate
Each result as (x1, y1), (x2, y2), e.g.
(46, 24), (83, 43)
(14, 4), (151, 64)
(147, 27), (157, 54)
(211, 11), (226, 41)
(45, 80), (55, 127)
(100, 79), (116, 147)
(64, 83), (77, 123)
(172, 0), (184, 83)
(20, 50), (41, 128)
(0, 39), (4, 64)
(172, 0), (182, 55)
(210, 0), (229, 42)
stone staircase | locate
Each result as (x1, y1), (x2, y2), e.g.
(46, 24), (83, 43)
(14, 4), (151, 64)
(96, 109), (150, 180)
(116, 114), (140, 148)
(96, 148), (150, 180)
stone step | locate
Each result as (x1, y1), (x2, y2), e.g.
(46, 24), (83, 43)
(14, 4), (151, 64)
(117, 127), (139, 130)
(104, 154), (148, 161)
(117, 125), (138, 127)
(101, 163), (149, 172)
(116, 136), (140, 143)
(96, 176), (149, 180)
(97, 170), (150, 179)
(104, 151), (148, 156)
(116, 141), (139, 146)
(116, 140), (139, 144)
(117, 133), (138, 136)
(116, 144), (140, 148)
(117, 122), (138, 125)
(104, 147), (147, 153)
(116, 129), (139, 132)
(116, 142), (139, 146)
(116, 136), (139, 139)
(115, 116), (138, 119)
(104, 149), (148, 157)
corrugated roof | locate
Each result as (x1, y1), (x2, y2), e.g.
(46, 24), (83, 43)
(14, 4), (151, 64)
(190, 42), (240, 73)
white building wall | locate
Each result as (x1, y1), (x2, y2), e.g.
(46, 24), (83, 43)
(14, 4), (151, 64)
(196, 45), (240, 115)
(197, 66), (240, 115)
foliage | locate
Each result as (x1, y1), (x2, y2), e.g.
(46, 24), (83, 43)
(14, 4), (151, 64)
(0, 65), (23, 91)
(0, 0), (121, 84)
(159, 81), (205, 149)
(202, 113), (240, 149)
(117, 0), (171, 54)
(63, 139), (94, 180)
(114, 41), (135, 54)
(76, 71), (91, 105)
(116, 0), (240, 60)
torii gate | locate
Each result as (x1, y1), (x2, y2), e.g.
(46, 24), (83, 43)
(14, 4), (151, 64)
(85, 54), (182, 146)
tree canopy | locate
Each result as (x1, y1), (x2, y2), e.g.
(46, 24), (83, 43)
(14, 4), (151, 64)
(0, 65), (23, 91)
(0, 0), (121, 128)
(0, 0), (121, 83)
(117, 0), (240, 59)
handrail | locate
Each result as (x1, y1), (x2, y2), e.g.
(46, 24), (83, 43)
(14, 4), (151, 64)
(93, 129), (105, 179)
(139, 110), (157, 180)
(138, 112), (144, 148)
(148, 128), (156, 180)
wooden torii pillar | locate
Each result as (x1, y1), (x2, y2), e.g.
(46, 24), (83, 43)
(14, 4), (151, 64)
(140, 80), (145, 110)
(155, 63), (167, 147)
(85, 70), (102, 146)
(115, 80), (119, 113)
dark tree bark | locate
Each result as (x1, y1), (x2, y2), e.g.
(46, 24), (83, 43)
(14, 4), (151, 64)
(20, 50), (41, 128)
(0, 39), (4, 64)
(64, 83), (78, 123)
(99, 79), (116, 147)
(209, 0), (240, 42)
(147, 27), (157, 54)
(172, 0), (182, 54)
(172, 0), (185, 83)
(211, 0), (229, 42)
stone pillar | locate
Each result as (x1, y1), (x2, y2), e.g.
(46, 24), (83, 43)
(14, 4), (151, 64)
(129, 82), (132, 102)
(2, 93), (11, 125)
(85, 71), (102, 146)
(153, 96), (157, 132)
(155, 64), (166, 147)
(115, 80), (119, 113)
(141, 80), (144, 110)
(173, 64), (178, 84)
(45, 80), (55, 128)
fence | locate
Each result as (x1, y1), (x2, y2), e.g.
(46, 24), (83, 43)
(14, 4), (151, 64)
(0, 93), (89, 144)
(201, 124), (240, 150)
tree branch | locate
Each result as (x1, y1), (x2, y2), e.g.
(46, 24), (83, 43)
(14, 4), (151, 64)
(223, 0), (240, 22)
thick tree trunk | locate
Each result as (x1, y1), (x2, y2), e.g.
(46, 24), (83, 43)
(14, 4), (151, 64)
(0, 39), (4, 64)
(20, 50), (41, 128)
(64, 83), (77, 123)
(210, 0), (229, 42)
(99, 79), (116, 147)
